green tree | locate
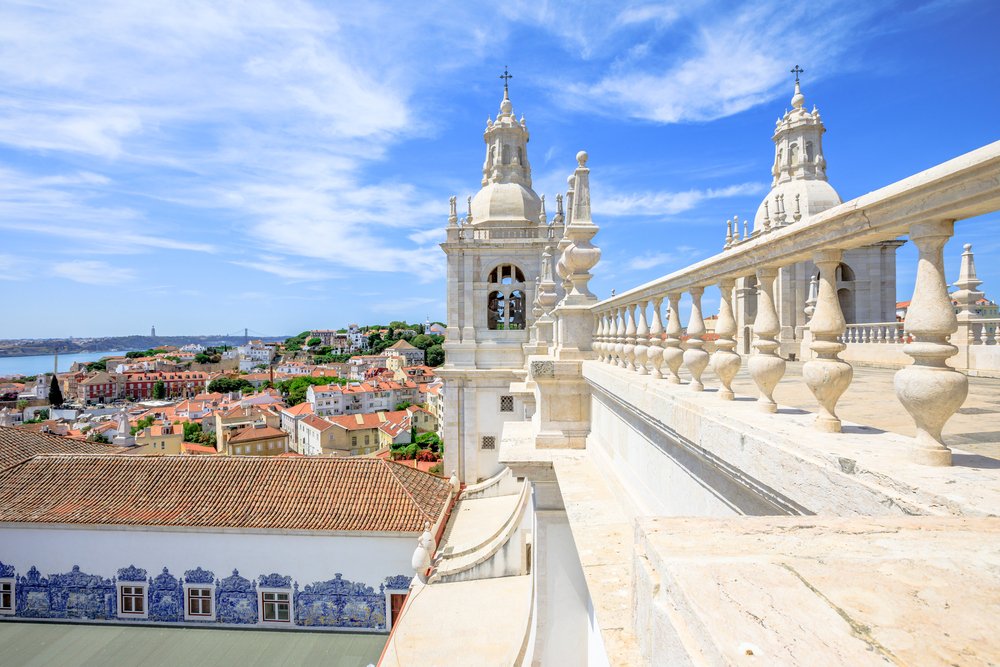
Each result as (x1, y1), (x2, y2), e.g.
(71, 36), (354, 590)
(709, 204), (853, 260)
(88, 432), (111, 444)
(152, 380), (166, 399)
(182, 421), (203, 442)
(130, 414), (156, 435)
(395, 401), (412, 411)
(410, 334), (433, 350)
(16, 399), (28, 412)
(307, 337), (322, 347)
(48, 376), (63, 407)
(208, 377), (253, 393)
(85, 360), (107, 372)
(426, 344), (445, 367)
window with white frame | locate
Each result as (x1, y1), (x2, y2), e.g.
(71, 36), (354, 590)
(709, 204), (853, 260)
(118, 584), (146, 617)
(184, 585), (214, 620)
(0, 579), (13, 615)
(260, 590), (291, 623)
(500, 395), (514, 413)
(481, 435), (496, 450)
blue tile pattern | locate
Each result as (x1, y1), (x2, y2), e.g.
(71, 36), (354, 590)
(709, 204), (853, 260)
(216, 569), (257, 625)
(1, 561), (409, 632)
(149, 567), (182, 622)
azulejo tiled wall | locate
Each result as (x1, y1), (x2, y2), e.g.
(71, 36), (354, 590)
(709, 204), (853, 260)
(0, 560), (410, 631)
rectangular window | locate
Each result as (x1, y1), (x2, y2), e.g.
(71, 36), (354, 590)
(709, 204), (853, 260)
(187, 587), (212, 617)
(352, 436), (357, 446)
(500, 395), (514, 412)
(481, 435), (496, 450)
(257, 443), (263, 452)
(120, 585), (145, 615)
(364, 435), (370, 445)
(0, 580), (13, 614)
(261, 591), (291, 622)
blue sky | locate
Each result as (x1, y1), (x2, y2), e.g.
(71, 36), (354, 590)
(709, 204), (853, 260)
(1, 0), (998, 338)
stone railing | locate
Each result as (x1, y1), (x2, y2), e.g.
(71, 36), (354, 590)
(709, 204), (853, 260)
(969, 319), (1000, 345)
(840, 322), (907, 344)
(470, 226), (553, 241)
(588, 140), (1000, 466)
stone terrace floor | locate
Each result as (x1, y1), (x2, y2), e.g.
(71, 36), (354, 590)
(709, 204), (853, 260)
(682, 361), (1000, 462)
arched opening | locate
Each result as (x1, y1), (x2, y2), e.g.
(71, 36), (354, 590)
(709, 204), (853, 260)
(789, 143), (799, 165)
(487, 264), (527, 330)
(836, 263), (856, 283)
(805, 142), (814, 162)
(517, 147), (523, 166)
(501, 144), (511, 165)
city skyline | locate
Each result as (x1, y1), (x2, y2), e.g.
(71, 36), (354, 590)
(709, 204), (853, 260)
(1, 0), (999, 337)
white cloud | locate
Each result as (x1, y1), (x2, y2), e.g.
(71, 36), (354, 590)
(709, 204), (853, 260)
(597, 182), (766, 217)
(229, 258), (339, 282)
(53, 260), (135, 285)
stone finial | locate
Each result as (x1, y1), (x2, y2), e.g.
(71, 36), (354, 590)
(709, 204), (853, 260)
(466, 196), (473, 225)
(725, 218), (733, 249)
(804, 274), (818, 320)
(554, 193), (564, 224)
(449, 470), (460, 494)
(411, 521), (435, 583)
(743, 219), (749, 240)
(448, 196), (457, 226)
(763, 201), (771, 232)
(953, 243), (984, 319)
(794, 194), (802, 221)
(539, 194), (547, 225)
(558, 151), (600, 304)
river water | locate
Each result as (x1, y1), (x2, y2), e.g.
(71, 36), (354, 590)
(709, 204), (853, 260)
(0, 351), (128, 378)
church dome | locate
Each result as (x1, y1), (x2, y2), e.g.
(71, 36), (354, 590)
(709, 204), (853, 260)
(471, 181), (541, 225)
(753, 179), (841, 232)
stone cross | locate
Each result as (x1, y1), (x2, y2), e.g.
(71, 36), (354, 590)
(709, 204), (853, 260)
(791, 65), (804, 82)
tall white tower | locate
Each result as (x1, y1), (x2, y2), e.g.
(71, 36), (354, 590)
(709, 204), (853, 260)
(736, 71), (903, 357)
(439, 75), (559, 482)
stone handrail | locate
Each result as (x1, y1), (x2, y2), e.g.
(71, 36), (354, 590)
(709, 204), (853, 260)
(585, 140), (1000, 466)
(970, 319), (1000, 345)
(840, 322), (907, 344)
(470, 226), (552, 241)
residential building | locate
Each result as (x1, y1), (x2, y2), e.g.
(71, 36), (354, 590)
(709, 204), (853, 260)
(237, 341), (275, 372)
(279, 402), (313, 447)
(225, 424), (289, 456)
(324, 411), (408, 456)
(133, 423), (185, 455)
(76, 371), (120, 404)
(123, 371), (209, 400)
(385, 339), (425, 367)
(214, 405), (280, 452)
(306, 380), (420, 417)
(296, 414), (344, 456)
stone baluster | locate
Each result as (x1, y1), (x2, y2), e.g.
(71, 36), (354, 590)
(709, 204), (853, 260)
(594, 312), (605, 362)
(803, 250), (853, 432)
(634, 301), (650, 375)
(648, 297), (664, 379)
(601, 311), (611, 361)
(683, 288), (710, 391)
(623, 304), (638, 372)
(894, 220), (967, 466)
(748, 268), (786, 412)
(614, 306), (627, 368)
(663, 292), (684, 383)
(605, 309), (617, 365)
(710, 279), (741, 400)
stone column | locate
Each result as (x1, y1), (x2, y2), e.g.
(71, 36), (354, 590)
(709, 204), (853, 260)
(749, 267), (786, 412)
(894, 220), (967, 466)
(802, 249), (853, 432)
(710, 279), (741, 400)
(663, 292), (684, 383)
(683, 287), (710, 391)
(648, 297), (664, 379)
(634, 301), (650, 375)
(623, 304), (637, 372)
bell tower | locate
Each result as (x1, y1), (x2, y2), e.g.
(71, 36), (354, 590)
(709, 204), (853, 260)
(439, 72), (560, 482)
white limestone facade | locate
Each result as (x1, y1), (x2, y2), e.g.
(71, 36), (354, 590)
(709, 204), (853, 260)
(439, 86), (563, 483)
(734, 81), (902, 358)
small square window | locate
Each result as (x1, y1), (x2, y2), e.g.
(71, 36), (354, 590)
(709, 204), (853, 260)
(120, 585), (145, 615)
(481, 436), (496, 450)
(261, 591), (291, 623)
(0, 580), (14, 614)
(187, 587), (213, 617)
(500, 396), (514, 413)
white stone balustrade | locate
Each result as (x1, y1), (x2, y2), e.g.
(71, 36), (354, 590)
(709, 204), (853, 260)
(682, 287), (710, 391)
(583, 139), (1000, 465)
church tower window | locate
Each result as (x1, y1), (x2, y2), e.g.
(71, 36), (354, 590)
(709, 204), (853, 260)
(502, 144), (511, 165)
(487, 264), (527, 330)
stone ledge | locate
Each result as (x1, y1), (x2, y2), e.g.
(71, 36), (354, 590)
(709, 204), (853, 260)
(636, 516), (1000, 666)
(583, 361), (1000, 517)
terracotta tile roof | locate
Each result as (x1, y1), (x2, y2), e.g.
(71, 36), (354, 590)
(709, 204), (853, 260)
(300, 415), (334, 432)
(280, 403), (314, 416)
(387, 339), (418, 350)
(0, 427), (123, 471)
(0, 454), (450, 532)
(227, 425), (287, 444)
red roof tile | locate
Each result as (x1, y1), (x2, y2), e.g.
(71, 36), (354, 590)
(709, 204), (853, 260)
(0, 455), (451, 533)
(0, 427), (123, 471)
